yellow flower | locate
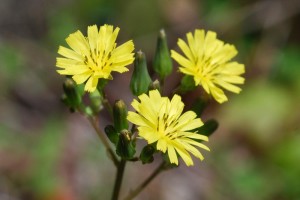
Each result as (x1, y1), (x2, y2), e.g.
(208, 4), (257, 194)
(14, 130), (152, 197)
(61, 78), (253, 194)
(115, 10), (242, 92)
(56, 24), (135, 92)
(171, 29), (245, 103)
(127, 90), (209, 166)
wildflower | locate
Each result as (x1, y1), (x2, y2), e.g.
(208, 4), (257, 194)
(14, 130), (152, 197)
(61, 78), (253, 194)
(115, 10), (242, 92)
(127, 90), (209, 166)
(56, 24), (135, 92)
(171, 29), (245, 103)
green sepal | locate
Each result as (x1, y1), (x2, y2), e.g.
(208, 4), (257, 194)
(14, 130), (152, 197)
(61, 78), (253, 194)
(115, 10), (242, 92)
(62, 78), (82, 108)
(140, 145), (155, 164)
(153, 29), (173, 79)
(96, 78), (109, 92)
(130, 51), (152, 96)
(104, 125), (119, 145)
(197, 119), (218, 138)
(113, 100), (129, 133)
(179, 75), (197, 93)
(116, 130), (136, 160)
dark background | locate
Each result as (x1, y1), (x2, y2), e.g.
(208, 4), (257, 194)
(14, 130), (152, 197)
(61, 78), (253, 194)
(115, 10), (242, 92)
(0, 0), (300, 199)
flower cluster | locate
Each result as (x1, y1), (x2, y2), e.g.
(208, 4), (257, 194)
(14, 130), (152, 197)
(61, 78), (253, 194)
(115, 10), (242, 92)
(56, 24), (245, 166)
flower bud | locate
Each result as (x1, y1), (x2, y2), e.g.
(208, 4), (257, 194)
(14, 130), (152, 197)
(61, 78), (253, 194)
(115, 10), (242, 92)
(104, 125), (119, 145)
(153, 29), (173, 79)
(140, 145), (155, 164)
(89, 90), (103, 114)
(62, 78), (81, 108)
(113, 100), (129, 133)
(116, 130), (136, 160)
(130, 51), (152, 96)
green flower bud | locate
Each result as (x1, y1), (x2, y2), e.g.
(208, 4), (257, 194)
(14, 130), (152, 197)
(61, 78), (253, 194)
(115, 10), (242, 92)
(148, 79), (161, 92)
(63, 78), (81, 108)
(153, 29), (173, 79)
(116, 130), (136, 160)
(130, 51), (152, 96)
(104, 125), (119, 145)
(113, 100), (129, 133)
(197, 119), (218, 138)
(89, 89), (103, 114)
(140, 145), (155, 164)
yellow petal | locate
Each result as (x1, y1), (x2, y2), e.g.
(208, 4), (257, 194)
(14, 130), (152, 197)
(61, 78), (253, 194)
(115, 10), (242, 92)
(66, 30), (90, 55)
(72, 72), (92, 84)
(167, 144), (178, 165)
(84, 76), (98, 92)
(157, 139), (167, 153)
(58, 46), (83, 61)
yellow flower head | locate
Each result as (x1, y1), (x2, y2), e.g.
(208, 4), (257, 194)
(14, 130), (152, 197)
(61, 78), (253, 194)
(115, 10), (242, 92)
(56, 24), (135, 92)
(171, 29), (245, 103)
(127, 90), (209, 166)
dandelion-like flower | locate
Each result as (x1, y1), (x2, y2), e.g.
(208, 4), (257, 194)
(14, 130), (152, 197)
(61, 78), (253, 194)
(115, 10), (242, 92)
(56, 24), (135, 92)
(171, 29), (245, 103)
(127, 90), (209, 166)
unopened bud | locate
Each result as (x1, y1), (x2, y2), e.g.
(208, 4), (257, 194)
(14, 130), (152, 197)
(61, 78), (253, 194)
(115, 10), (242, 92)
(130, 51), (152, 96)
(140, 145), (155, 164)
(113, 100), (129, 133)
(62, 78), (81, 108)
(153, 29), (173, 79)
(89, 90), (103, 114)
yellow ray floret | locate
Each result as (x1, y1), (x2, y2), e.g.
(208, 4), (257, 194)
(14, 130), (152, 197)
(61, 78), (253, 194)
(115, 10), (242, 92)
(127, 90), (210, 166)
(171, 29), (245, 103)
(56, 24), (135, 92)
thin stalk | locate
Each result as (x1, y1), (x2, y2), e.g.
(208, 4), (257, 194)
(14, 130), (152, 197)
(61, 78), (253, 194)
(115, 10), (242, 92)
(123, 161), (166, 200)
(112, 159), (127, 200)
(159, 76), (165, 94)
(89, 116), (119, 167)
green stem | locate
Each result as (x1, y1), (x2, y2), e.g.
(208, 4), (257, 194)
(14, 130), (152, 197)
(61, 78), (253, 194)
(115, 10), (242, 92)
(89, 116), (119, 167)
(123, 161), (166, 200)
(112, 159), (127, 200)
(159, 76), (165, 94)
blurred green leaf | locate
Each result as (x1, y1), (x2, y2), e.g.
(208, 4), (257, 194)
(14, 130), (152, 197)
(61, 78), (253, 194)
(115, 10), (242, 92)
(271, 46), (300, 87)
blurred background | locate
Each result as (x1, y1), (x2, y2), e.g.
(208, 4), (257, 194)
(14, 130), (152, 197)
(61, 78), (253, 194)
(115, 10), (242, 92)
(1, 0), (300, 199)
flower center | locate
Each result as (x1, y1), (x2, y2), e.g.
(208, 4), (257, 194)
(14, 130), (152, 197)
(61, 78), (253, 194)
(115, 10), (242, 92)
(84, 49), (113, 72)
(157, 113), (179, 140)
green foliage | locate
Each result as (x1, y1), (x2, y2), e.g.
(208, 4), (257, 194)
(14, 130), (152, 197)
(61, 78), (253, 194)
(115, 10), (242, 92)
(271, 46), (300, 87)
